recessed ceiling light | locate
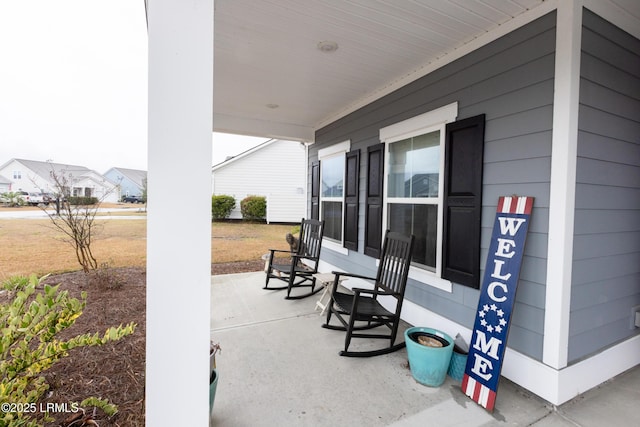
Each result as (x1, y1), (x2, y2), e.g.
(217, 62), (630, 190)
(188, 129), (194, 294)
(266, 103), (279, 109)
(317, 41), (338, 53)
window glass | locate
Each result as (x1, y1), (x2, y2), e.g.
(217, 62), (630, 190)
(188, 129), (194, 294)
(387, 131), (439, 198)
(321, 155), (344, 198)
(322, 201), (342, 241)
(388, 204), (437, 269)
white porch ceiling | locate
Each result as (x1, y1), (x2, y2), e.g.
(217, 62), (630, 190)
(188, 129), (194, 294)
(212, 0), (638, 142)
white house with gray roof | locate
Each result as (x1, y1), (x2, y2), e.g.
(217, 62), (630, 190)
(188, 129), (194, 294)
(0, 158), (120, 202)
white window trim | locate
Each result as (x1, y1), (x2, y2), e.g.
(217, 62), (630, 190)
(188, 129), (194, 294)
(379, 102), (457, 292)
(319, 140), (350, 255)
(380, 102), (458, 144)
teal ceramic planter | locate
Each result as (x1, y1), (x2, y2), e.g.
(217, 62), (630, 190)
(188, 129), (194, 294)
(209, 369), (218, 416)
(447, 345), (468, 381)
(405, 327), (453, 387)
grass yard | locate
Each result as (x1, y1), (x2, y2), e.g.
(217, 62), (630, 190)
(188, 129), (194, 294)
(0, 217), (296, 278)
(212, 221), (296, 263)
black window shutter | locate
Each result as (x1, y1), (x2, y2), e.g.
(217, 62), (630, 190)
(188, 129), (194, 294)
(311, 160), (320, 220)
(364, 144), (384, 258)
(442, 114), (485, 288)
(343, 149), (360, 250)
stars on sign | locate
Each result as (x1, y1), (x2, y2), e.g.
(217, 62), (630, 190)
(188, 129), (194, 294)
(478, 303), (507, 334)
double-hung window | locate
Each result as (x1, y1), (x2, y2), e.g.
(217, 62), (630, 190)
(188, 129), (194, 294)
(380, 103), (458, 291)
(387, 130), (441, 270)
(318, 141), (350, 253)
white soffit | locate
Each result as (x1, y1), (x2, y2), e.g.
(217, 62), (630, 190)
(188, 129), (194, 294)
(213, 0), (552, 140)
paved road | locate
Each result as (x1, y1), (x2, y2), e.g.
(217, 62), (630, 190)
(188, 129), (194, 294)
(0, 207), (146, 220)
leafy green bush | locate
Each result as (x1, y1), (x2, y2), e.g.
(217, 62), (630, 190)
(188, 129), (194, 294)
(68, 196), (98, 205)
(0, 275), (136, 427)
(240, 195), (267, 221)
(212, 195), (236, 221)
(1, 192), (25, 207)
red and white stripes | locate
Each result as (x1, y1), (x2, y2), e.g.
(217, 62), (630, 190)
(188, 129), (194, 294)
(462, 374), (497, 411)
(497, 196), (534, 215)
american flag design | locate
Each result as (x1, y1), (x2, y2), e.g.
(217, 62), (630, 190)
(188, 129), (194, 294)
(497, 195), (534, 214)
(462, 196), (534, 412)
(462, 374), (497, 411)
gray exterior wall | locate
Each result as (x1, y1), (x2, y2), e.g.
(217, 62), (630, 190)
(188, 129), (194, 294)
(569, 10), (640, 363)
(311, 12), (557, 361)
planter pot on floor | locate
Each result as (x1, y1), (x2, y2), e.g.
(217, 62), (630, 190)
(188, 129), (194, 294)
(210, 368), (219, 416)
(210, 343), (221, 417)
(447, 344), (468, 381)
(405, 327), (453, 387)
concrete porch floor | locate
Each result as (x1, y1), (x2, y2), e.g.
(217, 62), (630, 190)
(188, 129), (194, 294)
(210, 271), (640, 427)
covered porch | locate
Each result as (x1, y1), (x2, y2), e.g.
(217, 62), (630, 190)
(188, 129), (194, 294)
(210, 271), (639, 426)
(145, 0), (640, 424)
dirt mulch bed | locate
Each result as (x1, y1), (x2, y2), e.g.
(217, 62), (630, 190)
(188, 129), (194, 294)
(11, 262), (262, 427)
(211, 259), (264, 275)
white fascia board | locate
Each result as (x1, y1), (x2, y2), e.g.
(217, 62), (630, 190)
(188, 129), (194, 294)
(212, 139), (277, 171)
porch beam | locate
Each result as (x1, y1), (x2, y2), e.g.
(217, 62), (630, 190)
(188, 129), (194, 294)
(544, 0), (583, 370)
(146, 0), (213, 424)
(213, 112), (315, 142)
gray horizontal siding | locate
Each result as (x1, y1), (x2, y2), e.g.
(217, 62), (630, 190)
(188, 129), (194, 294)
(312, 12), (557, 361)
(569, 317), (637, 363)
(572, 273), (640, 311)
(569, 9), (640, 363)
(572, 253), (639, 286)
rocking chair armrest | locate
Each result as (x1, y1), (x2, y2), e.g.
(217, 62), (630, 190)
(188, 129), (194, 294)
(330, 271), (376, 282)
(267, 249), (294, 262)
(352, 287), (393, 297)
(269, 249), (294, 255)
(290, 253), (316, 262)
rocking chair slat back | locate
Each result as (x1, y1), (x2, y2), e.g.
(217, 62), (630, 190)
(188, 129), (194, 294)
(299, 218), (322, 260)
(376, 232), (413, 296)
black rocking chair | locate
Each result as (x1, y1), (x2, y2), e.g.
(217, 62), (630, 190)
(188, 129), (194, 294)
(322, 231), (414, 357)
(264, 218), (325, 299)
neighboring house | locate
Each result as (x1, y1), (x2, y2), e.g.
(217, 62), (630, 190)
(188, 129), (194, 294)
(103, 167), (147, 199)
(307, 9), (639, 407)
(0, 158), (120, 203)
(0, 174), (10, 193)
(212, 139), (306, 223)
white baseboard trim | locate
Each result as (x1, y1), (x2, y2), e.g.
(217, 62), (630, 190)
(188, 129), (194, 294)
(403, 298), (640, 406)
(317, 260), (640, 406)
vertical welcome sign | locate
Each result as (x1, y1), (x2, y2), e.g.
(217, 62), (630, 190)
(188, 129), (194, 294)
(462, 196), (534, 412)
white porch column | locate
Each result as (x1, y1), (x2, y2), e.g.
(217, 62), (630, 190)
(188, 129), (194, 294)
(544, 0), (582, 369)
(147, 0), (213, 424)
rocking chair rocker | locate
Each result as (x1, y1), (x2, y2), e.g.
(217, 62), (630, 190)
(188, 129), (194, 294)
(263, 218), (325, 299)
(322, 231), (414, 357)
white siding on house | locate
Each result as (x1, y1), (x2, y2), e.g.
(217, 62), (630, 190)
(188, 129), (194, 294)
(212, 140), (306, 223)
(0, 159), (119, 202)
(0, 159), (43, 193)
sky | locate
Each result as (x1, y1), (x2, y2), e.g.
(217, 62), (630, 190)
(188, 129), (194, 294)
(0, 1), (266, 174)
